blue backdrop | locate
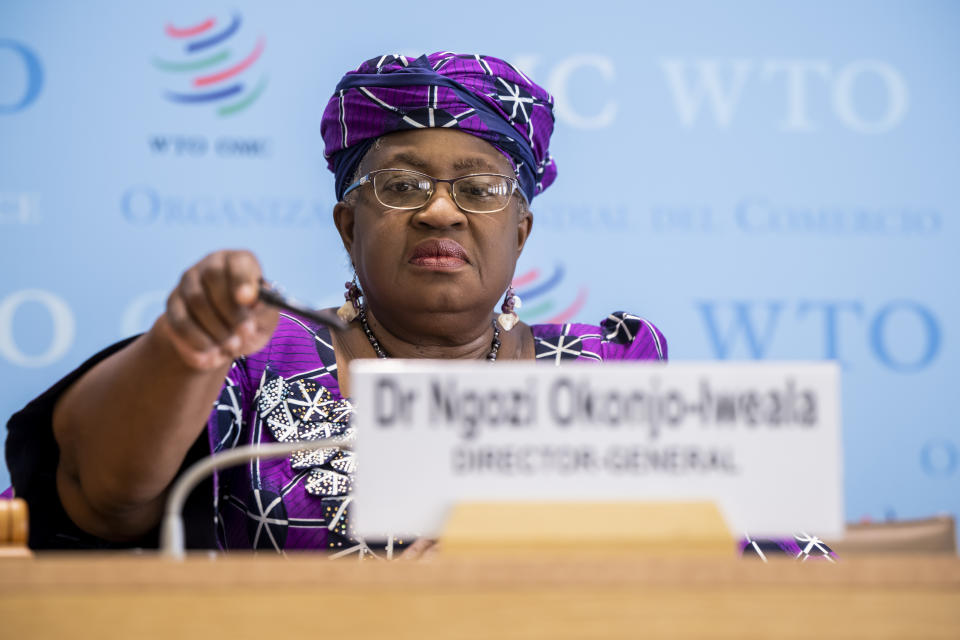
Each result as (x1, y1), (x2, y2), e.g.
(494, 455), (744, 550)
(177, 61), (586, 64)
(2, 1), (957, 535)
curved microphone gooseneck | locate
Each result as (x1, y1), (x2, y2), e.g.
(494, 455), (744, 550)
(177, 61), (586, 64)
(160, 439), (346, 559)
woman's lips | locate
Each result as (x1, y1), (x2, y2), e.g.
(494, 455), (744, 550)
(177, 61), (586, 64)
(408, 238), (469, 269)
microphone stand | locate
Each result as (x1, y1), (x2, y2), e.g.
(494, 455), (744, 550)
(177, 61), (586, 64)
(160, 439), (346, 559)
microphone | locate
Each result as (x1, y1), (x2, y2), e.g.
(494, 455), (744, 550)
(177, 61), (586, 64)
(160, 439), (347, 558)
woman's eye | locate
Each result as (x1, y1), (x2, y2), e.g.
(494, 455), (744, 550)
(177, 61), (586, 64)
(384, 178), (426, 192)
(460, 180), (505, 198)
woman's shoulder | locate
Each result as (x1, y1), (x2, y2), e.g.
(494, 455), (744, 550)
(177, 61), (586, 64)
(529, 311), (667, 362)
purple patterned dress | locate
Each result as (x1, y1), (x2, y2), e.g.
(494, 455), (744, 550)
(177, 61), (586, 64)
(212, 312), (666, 556)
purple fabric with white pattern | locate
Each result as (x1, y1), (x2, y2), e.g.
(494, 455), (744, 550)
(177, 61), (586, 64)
(210, 312), (666, 555)
(320, 52), (557, 202)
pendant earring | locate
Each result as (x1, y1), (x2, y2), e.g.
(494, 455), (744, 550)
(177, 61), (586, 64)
(337, 274), (362, 323)
(497, 285), (521, 331)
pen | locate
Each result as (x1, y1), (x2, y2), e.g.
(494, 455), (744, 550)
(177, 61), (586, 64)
(258, 281), (348, 330)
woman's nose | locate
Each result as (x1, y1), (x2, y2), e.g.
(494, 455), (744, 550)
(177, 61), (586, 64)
(412, 184), (467, 228)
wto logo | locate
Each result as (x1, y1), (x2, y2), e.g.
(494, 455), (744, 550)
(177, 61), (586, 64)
(152, 13), (266, 117)
(513, 265), (589, 324)
(0, 40), (43, 114)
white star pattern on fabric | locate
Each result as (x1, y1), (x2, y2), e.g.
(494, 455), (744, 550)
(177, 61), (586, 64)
(795, 533), (836, 563)
(250, 488), (286, 551)
(603, 312), (639, 343)
(330, 451), (357, 475)
(213, 369), (243, 453)
(601, 312), (664, 359)
(254, 367), (355, 499)
(431, 52), (458, 71)
(739, 532), (837, 562)
(263, 403), (299, 442)
(474, 54), (493, 75)
(289, 446), (339, 470)
(534, 326), (602, 363)
(743, 533), (769, 563)
(255, 371), (285, 416)
(221, 470), (315, 553)
(305, 467), (354, 497)
(257, 372), (354, 443)
(372, 54), (409, 69)
(496, 77), (536, 139)
(356, 86), (473, 130)
(286, 380), (340, 423)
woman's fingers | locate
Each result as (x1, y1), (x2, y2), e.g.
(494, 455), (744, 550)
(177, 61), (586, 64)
(225, 250), (262, 307)
(165, 288), (218, 353)
(161, 295), (229, 370)
(200, 252), (246, 330)
(160, 250), (277, 370)
(180, 267), (234, 345)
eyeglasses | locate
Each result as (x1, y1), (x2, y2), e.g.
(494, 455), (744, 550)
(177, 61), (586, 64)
(342, 168), (522, 214)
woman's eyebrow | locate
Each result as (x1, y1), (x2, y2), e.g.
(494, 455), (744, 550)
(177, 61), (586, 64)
(452, 157), (499, 172)
(382, 151), (429, 168)
(381, 153), (501, 173)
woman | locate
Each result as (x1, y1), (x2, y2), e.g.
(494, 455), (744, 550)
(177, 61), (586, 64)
(6, 53), (666, 555)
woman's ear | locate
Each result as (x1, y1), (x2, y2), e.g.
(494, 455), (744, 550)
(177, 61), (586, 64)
(333, 201), (356, 255)
(516, 208), (533, 255)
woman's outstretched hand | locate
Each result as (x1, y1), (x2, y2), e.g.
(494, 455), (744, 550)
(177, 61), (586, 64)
(54, 249), (281, 540)
(155, 250), (279, 371)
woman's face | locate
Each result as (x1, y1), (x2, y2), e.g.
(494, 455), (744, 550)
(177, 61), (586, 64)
(334, 128), (533, 322)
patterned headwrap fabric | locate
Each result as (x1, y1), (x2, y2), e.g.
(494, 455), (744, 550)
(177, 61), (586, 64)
(321, 52), (557, 203)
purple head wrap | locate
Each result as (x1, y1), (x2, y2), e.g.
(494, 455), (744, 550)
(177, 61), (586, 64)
(321, 52), (557, 203)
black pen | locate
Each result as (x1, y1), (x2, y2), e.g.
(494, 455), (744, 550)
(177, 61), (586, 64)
(258, 281), (348, 330)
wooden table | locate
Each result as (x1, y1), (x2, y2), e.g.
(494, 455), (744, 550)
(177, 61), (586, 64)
(1, 553), (958, 638)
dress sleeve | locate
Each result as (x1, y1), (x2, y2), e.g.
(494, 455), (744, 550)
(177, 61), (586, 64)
(4, 337), (217, 550)
(598, 311), (668, 361)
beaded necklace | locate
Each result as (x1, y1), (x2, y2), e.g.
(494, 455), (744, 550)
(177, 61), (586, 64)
(357, 305), (501, 361)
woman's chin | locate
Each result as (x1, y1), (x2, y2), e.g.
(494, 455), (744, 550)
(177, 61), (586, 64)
(387, 287), (482, 316)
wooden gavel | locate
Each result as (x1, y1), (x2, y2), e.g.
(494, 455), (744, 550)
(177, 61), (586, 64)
(0, 498), (30, 557)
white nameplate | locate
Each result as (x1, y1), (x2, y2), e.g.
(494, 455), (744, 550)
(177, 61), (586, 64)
(351, 361), (843, 539)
